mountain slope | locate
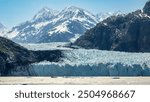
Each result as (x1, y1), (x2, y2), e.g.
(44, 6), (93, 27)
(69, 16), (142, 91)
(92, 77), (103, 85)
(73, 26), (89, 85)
(0, 36), (62, 75)
(32, 7), (59, 22)
(75, 1), (150, 52)
(0, 36), (36, 75)
(8, 6), (100, 43)
(7, 7), (59, 42)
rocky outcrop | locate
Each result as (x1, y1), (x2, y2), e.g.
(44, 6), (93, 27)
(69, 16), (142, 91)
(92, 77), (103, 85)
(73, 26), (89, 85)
(0, 37), (62, 75)
(0, 56), (6, 75)
(143, 0), (150, 16)
(75, 1), (150, 52)
(33, 50), (62, 62)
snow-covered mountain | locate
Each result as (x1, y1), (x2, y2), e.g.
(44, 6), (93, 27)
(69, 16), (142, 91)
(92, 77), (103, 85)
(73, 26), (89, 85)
(7, 6), (120, 43)
(96, 11), (122, 21)
(7, 6), (97, 43)
(32, 7), (59, 22)
(7, 7), (59, 42)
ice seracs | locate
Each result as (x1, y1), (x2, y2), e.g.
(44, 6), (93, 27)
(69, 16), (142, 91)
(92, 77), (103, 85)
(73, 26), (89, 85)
(18, 43), (150, 76)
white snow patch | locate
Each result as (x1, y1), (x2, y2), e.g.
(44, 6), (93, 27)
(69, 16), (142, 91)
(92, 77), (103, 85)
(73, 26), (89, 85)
(69, 34), (81, 43)
(32, 21), (51, 29)
(72, 16), (87, 22)
(48, 22), (71, 36)
(55, 24), (68, 32)
(103, 23), (107, 26)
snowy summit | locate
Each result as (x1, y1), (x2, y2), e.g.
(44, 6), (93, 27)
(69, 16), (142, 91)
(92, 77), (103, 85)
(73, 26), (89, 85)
(7, 6), (119, 43)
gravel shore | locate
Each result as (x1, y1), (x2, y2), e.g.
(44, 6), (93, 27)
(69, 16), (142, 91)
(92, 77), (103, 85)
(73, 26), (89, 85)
(0, 77), (150, 85)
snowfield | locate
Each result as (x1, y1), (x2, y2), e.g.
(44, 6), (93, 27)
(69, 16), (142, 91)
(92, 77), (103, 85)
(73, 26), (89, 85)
(19, 43), (150, 76)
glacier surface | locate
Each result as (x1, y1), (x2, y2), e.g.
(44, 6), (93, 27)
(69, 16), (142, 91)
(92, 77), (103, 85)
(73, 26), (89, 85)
(13, 43), (150, 76)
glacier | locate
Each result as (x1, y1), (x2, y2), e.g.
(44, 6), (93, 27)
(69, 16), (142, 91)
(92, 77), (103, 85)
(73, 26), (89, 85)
(10, 43), (150, 76)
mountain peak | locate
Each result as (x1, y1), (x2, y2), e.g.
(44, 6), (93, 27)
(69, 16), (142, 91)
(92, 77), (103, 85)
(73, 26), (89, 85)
(39, 7), (55, 13)
(62, 6), (86, 13)
(32, 7), (59, 21)
(97, 11), (123, 21)
(65, 6), (82, 10)
(61, 6), (98, 21)
(143, 0), (150, 16)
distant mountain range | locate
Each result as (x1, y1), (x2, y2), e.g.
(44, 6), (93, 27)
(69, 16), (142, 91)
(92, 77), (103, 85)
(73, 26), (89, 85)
(96, 11), (122, 21)
(5, 6), (121, 43)
(75, 1), (150, 52)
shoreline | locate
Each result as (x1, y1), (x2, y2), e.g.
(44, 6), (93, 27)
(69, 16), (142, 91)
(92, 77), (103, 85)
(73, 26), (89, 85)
(0, 77), (150, 85)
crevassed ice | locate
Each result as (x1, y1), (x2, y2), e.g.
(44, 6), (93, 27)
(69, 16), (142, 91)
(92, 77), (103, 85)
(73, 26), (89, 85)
(28, 47), (150, 76)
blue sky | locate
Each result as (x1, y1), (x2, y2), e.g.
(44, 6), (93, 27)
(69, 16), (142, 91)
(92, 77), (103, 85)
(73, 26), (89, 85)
(0, 0), (148, 28)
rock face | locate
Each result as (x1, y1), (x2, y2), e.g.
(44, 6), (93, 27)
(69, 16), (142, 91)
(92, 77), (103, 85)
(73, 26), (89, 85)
(75, 1), (150, 52)
(33, 50), (62, 62)
(143, 0), (150, 16)
(0, 37), (35, 75)
(0, 37), (62, 75)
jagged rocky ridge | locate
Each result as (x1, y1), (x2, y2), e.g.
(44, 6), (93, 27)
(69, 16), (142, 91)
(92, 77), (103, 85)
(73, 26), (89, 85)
(75, 1), (150, 52)
(0, 37), (62, 75)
